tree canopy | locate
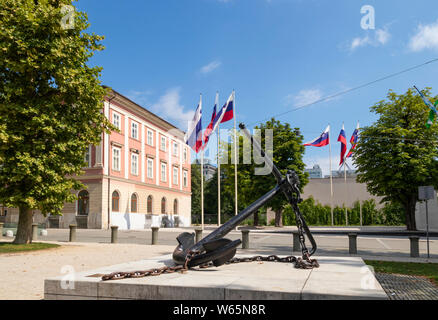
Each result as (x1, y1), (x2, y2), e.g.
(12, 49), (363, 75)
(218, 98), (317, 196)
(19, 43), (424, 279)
(354, 87), (438, 230)
(220, 118), (308, 226)
(0, 0), (113, 243)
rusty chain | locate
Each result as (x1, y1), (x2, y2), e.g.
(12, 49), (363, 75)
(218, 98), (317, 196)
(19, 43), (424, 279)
(101, 252), (318, 281)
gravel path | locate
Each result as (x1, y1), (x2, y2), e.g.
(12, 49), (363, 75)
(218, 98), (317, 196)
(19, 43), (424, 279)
(0, 242), (175, 300)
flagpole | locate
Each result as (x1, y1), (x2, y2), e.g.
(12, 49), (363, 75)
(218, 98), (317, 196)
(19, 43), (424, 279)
(344, 155), (348, 226)
(218, 124), (221, 226)
(233, 90), (238, 220)
(329, 124), (334, 226)
(200, 94), (204, 231)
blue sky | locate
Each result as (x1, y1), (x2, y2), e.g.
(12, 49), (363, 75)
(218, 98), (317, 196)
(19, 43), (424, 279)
(76, 0), (438, 175)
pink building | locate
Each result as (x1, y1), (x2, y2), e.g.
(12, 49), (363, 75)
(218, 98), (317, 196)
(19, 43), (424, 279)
(1, 89), (192, 229)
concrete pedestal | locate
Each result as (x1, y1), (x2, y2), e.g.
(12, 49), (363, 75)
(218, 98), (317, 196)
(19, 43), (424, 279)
(44, 254), (388, 300)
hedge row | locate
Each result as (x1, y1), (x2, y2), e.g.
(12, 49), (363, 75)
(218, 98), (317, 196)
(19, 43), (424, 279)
(282, 197), (405, 226)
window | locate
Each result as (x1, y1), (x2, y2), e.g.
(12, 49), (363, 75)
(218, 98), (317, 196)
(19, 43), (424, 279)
(147, 129), (153, 146)
(172, 142), (178, 156)
(173, 167), (178, 185)
(78, 190), (89, 215)
(161, 162), (167, 182)
(131, 122), (138, 139)
(147, 195), (153, 214)
(183, 170), (188, 187)
(173, 199), (178, 215)
(161, 197), (166, 214)
(183, 148), (187, 162)
(147, 158), (154, 179)
(131, 153), (138, 175)
(112, 112), (120, 130)
(84, 146), (91, 167)
(112, 146), (121, 171)
(112, 191), (120, 212)
(160, 136), (166, 151)
(131, 194), (137, 213)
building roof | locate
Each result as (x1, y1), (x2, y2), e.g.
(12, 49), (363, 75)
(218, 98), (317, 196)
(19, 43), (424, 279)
(103, 86), (186, 140)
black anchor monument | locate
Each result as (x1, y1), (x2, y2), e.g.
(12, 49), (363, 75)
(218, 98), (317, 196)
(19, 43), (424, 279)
(173, 123), (318, 269)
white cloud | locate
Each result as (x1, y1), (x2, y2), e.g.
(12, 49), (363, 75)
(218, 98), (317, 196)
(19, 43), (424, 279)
(288, 89), (323, 107)
(376, 28), (390, 45)
(409, 20), (438, 52)
(349, 27), (391, 51)
(200, 60), (221, 74)
(127, 90), (153, 106)
(151, 88), (195, 128)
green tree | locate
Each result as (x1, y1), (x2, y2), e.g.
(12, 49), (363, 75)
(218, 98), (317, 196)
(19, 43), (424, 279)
(0, 0), (113, 243)
(190, 164), (202, 224)
(221, 118), (308, 227)
(354, 88), (438, 230)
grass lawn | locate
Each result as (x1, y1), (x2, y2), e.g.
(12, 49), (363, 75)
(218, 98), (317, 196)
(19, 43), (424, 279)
(0, 242), (60, 254)
(365, 260), (438, 286)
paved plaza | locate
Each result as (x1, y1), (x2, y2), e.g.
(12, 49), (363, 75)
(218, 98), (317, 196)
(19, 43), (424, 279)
(1, 227), (437, 300)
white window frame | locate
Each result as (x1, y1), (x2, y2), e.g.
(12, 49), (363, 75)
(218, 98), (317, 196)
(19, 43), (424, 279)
(131, 153), (138, 175)
(131, 122), (138, 139)
(183, 148), (187, 162)
(183, 170), (188, 187)
(173, 167), (178, 185)
(147, 158), (154, 179)
(172, 142), (178, 156)
(147, 129), (153, 146)
(84, 145), (91, 167)
(160, 136), (166, 151)
(112, 146), (121, 171)
(161, 162), (167, 182)
(112, 112), (121, 130)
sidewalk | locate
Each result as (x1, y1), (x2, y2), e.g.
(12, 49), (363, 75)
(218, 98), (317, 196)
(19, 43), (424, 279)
(0, 241), (175, 300)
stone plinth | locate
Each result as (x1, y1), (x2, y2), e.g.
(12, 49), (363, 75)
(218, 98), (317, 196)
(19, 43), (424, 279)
(44, 254), (388, 300)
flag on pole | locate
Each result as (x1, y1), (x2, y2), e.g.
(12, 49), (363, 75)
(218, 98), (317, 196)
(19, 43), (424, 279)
(211, 92), (234, 133)
(201, 92), (218, 150)
(303, 125), (330, 147)
(338, 124), (347, 165)
(185, 95), (203, 153)
(414, 86), (438, 128)
(346, 122), (359, 158)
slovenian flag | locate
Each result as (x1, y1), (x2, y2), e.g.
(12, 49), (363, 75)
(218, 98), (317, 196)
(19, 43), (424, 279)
(346, 122), (359, 158)
(303, 125), (330, 147)
(414, 86), (438, 128)
(185, 95), (203, 153)
(211, 91), (234, 133)
(201, 92), (218, 150)
(338, 124), (347, 165)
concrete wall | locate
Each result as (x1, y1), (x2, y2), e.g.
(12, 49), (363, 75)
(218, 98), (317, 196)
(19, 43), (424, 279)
(302, 177), (383, 208)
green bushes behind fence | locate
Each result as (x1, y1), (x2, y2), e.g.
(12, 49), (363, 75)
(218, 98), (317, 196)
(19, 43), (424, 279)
(282, 196), (405, 226)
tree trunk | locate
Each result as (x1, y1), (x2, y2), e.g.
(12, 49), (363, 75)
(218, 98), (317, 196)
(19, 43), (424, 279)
(275, 209), (282, 227)
(403, 195), (417, 231)
(253, 210), (259, 227)
(13, 206), (33, 244)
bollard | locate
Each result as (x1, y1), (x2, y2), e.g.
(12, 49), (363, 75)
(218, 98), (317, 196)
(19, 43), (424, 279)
(409, 236), (420, 258)
(69, 224), (77, 242)
(348, 233), (358, 255)
(292, 231), (300, 252)
(241, 230), (250, 249)
(32, 223), (38, 241)
(151, 227), (159, 245)
(111, 226), (118, 244)
(194, 227), (203, 243)
(0, 222), (3, 239)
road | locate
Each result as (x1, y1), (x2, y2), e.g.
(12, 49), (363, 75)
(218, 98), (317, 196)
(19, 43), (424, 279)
(35, 227), (438, 260)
